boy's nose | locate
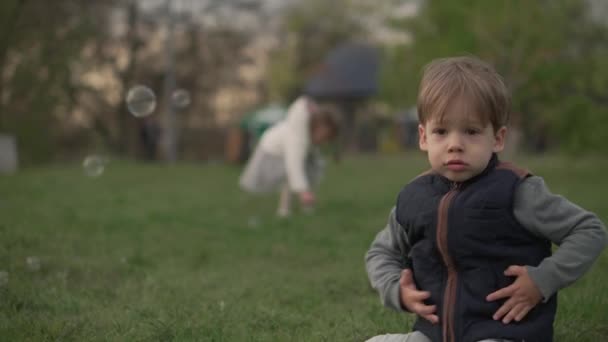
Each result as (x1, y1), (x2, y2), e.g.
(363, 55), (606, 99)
(447, 134), (464, 152)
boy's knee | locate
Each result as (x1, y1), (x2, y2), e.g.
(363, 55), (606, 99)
(365, 332), (431, 342)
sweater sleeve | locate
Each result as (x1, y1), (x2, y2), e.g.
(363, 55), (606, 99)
(514, 176), (608, 301)
(283, 97), (311, 193)
(365, 207), (412, 312)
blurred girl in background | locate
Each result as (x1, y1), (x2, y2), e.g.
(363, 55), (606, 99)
(239, 95), (341, 217)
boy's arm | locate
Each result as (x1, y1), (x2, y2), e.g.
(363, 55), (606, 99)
(365, 207), (412, 312)
(514, 176), (608, 301)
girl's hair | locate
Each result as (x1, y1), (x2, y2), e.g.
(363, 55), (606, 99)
(310, 101), (342, 138)
(417, 56), (510, 131)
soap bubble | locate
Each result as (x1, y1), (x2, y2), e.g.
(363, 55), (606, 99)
(26, 256), (41, 271)
(126, 85), (156, 117)
(0, 271), (8, 287)
(302, 205), (315, 215)
(82, 155), (107, 177)
(171, 89), (191, 109)
(247, 216), (260, 228)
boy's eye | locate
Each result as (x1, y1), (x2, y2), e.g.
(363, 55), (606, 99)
(465, 128), (480, 135)
(432, 128), (447, 135)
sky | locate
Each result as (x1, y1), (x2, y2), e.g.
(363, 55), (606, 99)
(133, 0), (297, 32)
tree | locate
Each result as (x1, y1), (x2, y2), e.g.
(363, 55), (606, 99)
(0, 0), (108, 164)
(266, 0), (366, 102)
(0, 0), (265, 163)
(381, 0), (608, 153)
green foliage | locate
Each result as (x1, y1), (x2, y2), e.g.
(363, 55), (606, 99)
(0, 155), (607, 340)
(266, 0), (365, 102)
(0, 0), (107, 164)
(0, 1), (102, 164)
(380, 0), (608, 153)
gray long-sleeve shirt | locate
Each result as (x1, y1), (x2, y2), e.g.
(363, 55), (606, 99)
(365, 176), (607, 312)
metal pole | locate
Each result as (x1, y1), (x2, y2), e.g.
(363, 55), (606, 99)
(162, 0), (177, 162)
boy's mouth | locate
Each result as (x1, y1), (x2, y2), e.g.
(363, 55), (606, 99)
(446, 160), (468, 171)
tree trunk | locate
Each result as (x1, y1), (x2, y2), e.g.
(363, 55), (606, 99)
(0, 0), (28, 131)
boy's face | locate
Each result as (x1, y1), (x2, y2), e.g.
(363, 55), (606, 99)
(418, 108), (506, 183)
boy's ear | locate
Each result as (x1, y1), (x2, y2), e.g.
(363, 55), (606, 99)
(493, 126), (507, 152)
(418, 124), (428, 151)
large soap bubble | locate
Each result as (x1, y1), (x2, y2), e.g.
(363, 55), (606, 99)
(126, 85), (157, 117)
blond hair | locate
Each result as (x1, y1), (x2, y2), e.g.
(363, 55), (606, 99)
(417, 56), (510, 131)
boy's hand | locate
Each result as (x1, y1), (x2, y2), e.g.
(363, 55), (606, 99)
(399, 269), (439, 324)
(486, 265), (542, 324)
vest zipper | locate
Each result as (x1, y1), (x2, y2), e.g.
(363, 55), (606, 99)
(437, 182), (460, 342)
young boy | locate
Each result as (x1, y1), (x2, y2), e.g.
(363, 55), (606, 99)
(365, 56), (607, 342)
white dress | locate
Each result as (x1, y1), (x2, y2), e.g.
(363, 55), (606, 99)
(239, 96), (324, 193)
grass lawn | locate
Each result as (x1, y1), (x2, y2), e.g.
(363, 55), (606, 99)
(1, 154), (607, 341)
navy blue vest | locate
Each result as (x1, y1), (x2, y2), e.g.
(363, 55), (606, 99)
(396, 155), (556, 342)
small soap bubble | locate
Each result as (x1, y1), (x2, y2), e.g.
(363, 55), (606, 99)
(126, 85), (156, 117)
(302, 205), (315, 215)
(82, 155), (107, 177)
(0, 271), (8, 287)
(247, 216), (260, 228)
(26, 256), (41, 272)
(171, 89), (191, 109)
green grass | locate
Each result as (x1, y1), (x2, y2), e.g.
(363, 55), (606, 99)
(0, 154), (607, 341)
